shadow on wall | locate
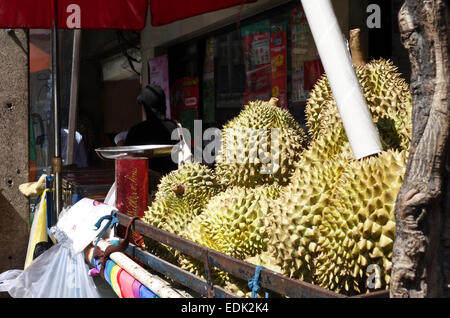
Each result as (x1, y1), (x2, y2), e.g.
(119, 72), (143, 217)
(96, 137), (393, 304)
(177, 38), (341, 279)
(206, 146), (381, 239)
(0, 192), (29, 274)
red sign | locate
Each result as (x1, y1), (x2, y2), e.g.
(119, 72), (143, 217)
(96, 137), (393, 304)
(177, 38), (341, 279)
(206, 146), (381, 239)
(241, 20), (272, 104)
(270, 21), (288, 108)
(116, 157), (148, 246)
(304, 59), (325, 91)
(170, 77), (200, 121)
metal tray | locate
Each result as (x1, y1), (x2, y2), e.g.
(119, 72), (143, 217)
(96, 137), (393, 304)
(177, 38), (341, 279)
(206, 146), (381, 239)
(95, 145), (174, 160)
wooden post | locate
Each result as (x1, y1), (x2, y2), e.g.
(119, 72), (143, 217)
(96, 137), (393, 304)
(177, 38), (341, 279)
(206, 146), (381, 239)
(390, 0), (450, 298)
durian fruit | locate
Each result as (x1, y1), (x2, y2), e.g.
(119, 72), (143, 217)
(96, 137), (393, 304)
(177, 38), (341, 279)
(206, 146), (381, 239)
(266, 156), (348, 282)
(178, 185), (281, 284)
(142, 162), (222, 235)
(305, 59), (412, 151)
(266, 149), (407, 295)
(215, 99), (308, 187)
(301, 126), (353, 166)
(313, 149), (407, 294)
(153, 162), (222, 212)
(141, 163), (222, 264)
(304, 75), (333, 141)
(181, 185), (280, 263)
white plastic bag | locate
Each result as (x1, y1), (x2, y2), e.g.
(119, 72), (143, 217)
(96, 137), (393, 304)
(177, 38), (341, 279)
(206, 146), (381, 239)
(0, 229), (100, 298)
(55, 198), (117, 254)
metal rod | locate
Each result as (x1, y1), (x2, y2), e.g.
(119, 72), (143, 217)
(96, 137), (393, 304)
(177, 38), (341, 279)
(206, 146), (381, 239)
(51, 0), (62, 218)
(67, 29), (82, 165)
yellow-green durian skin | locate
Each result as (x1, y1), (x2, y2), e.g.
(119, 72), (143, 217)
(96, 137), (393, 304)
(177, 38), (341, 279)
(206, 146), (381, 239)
(178, 185), (280, 284)
(266, 149), (407, 295)
(154, 162), (222, 210)
(142, 162), (222, 234)
(305, 58), (412, 152)
(183, 185), (281, 260)
(263, 59), (412, 295)
(267, 154), (348, 281)
(138, 59), (412, 298)
(141, 163), (222, 265)
(216, 100), (308, 187)
(314, 150), (407, 295)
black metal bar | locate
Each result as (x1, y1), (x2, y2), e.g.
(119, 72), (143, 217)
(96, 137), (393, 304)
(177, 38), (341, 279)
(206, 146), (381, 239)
(350, 290), (390, 298)
(117, 213), (347, 298)
(202, 250), (216, 298)
(124, 245), (236, 298)
(51, 0), (62, 218)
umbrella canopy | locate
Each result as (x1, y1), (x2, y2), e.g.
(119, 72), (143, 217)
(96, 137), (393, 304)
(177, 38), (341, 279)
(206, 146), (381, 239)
(150, 0), (257, 26)
(0, 0), (148, 29)
(0, 0), (255, 29)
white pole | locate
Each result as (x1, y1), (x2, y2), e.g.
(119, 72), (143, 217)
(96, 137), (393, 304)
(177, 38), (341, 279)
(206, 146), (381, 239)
(301, 0), (382, 159)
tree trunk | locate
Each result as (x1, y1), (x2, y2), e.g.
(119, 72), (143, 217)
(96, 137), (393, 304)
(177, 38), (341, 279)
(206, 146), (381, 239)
(390, 0), (450, 297)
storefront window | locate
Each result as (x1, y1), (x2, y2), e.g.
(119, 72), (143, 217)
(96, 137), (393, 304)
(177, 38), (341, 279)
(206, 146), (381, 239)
(215, 30), (246, 110)
(167, 3), (322, 133)
(29, 30), (53, 182)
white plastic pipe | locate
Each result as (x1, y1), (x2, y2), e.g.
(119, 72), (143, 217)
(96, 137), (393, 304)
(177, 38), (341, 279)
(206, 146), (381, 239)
(87, 240), (189, 298)
(301, 0), (382, 159)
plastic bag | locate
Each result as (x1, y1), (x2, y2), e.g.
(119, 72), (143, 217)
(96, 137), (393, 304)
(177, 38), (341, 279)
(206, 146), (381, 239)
(24, 189), (49, 269)
(55, 198), (117, 254)
(0, 228), (100, 298)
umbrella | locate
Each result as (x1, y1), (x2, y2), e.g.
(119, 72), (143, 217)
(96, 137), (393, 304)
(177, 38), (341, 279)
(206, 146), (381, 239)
(0, 0), (256, 218)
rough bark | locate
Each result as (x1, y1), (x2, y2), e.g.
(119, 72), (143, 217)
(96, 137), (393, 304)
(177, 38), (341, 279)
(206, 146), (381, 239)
(390, 0), (450, 297)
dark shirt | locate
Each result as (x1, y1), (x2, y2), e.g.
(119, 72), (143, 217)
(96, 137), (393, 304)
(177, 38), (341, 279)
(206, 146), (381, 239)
(125, 112), (177, 174)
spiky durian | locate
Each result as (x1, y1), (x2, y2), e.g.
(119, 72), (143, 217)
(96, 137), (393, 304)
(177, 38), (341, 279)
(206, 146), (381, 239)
(142, 162), (221, 234)
(153, 162), (222, 209)
(140, 59), (412, 297)
(183, 185), (281, 260)
(178, 185), (280, 284)
(266, 154), (348, 282)
(305, 59), (412, 151)
(314, 149), (407, 294)
(216, 100), (307, 187)
(141, 163), (221, 264)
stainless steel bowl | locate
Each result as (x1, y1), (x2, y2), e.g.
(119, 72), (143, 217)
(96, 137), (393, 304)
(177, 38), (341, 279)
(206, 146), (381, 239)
(95, 144), (174, 160)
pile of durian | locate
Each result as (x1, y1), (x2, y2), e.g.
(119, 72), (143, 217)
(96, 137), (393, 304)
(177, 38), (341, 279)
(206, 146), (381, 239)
(141, 58), (412, 297)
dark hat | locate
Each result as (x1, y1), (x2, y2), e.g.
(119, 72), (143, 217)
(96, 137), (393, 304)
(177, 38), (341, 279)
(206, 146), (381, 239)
(137, 84), (166, 117)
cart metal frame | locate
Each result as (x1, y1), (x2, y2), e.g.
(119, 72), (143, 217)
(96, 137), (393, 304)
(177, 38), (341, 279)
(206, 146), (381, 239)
(116, 212), (389, 298)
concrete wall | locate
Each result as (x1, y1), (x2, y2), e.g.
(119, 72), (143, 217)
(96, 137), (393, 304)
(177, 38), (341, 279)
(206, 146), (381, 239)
(140, 0), (350, 86)
(0, 30), (30, 274)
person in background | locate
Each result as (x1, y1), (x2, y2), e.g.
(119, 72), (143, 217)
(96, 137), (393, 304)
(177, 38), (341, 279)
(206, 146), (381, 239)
(61, 128), (88, 168)
(114, 131), (128, 147)
(125, 84), (178, 176)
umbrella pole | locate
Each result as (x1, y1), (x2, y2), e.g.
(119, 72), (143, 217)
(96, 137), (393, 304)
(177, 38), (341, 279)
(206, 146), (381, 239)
(51, 0), (62, 221)
(66, 29), (82, 165)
